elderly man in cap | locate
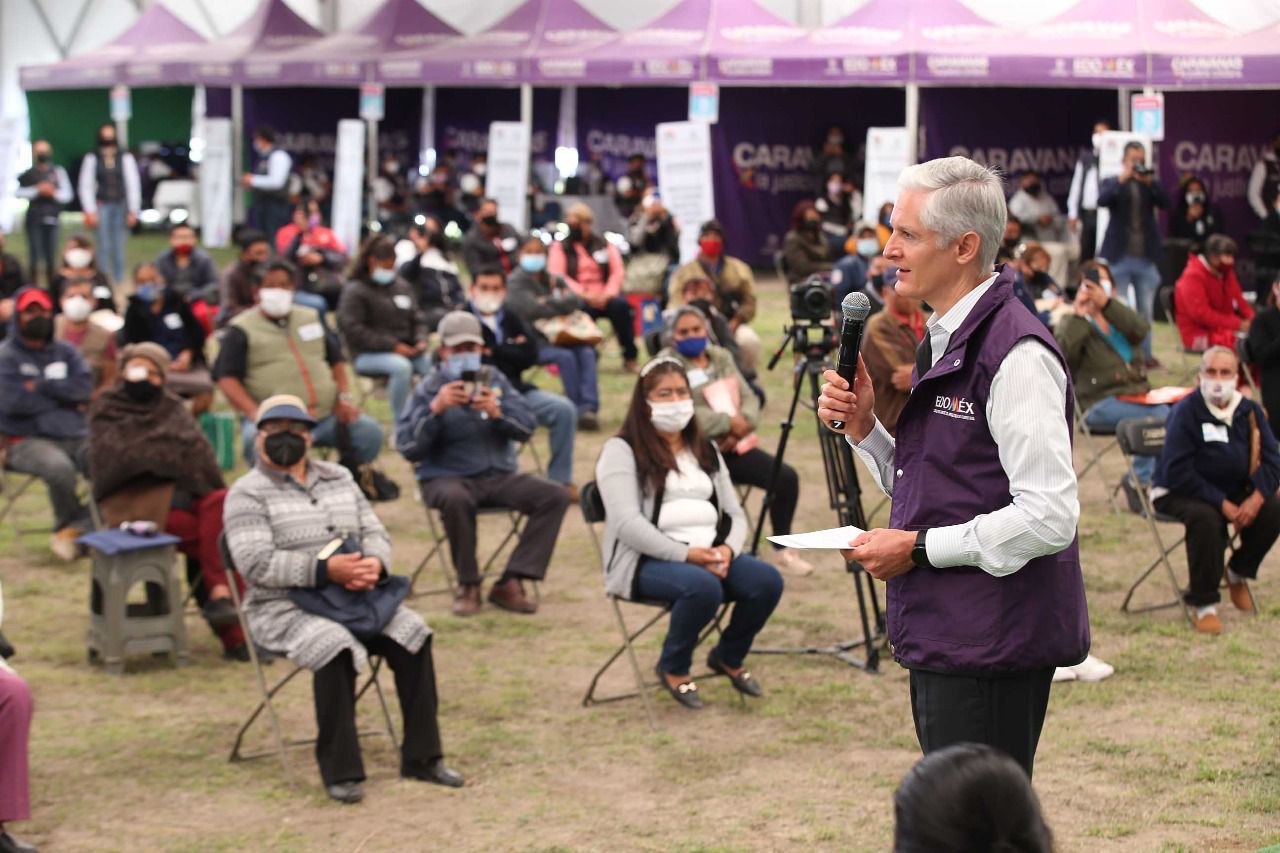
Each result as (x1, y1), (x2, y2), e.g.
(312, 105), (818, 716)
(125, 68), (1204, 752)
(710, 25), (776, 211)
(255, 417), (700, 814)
(397, 312), (572, 616)
(0, 287), (93, 560)
(225, 394), (463, 803)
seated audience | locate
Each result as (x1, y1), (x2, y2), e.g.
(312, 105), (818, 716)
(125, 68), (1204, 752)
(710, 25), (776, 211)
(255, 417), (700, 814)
(669, 220), (763, 373)
(814, 171), (855, 255)
(1056, 261), (1167, 486)
(54, 278), (116, 393)
(86, 343), (247, 659)
(782, 201), (832, 284)
(831, 221), (884, 309)
(1170, 176), (1224, 252)
(0, 232), (26, 340)
(667, 276), (754, 384)
(120, 262), (213, 403)
(50, 233), (114, 313)
(153, 222), (219, 303)
(0, 661), (34, 853)
(594, 357), (783, 709)
(467, 268), (578, 488)
(1245, 274), (1280, 425)
(658, 307), (812, 577)
(547, 203), (637, 372)
(1152, 346), (1280, 634)
(396, 312), (571, 617)
(225, 395), (462, 802)
(218, 229), (271, 327)
(276, 200), (348, 311)
(1174, 234), (1254, 352)
(461, 197), (520, 275)
(0, 288), (92, 561)
(625, 193), (680, 297)
(861, 269), (923, 435)
(1007, 170), (1077, 286)
(998, 217), (1024, 265)
(398, 220), (466, 332)
(893, 743), (1053, 853)
(337, 235), (429, 419)
(507, 236), (600, 426)
(835, 253), (892, 319)
(213, 260), (383, 465)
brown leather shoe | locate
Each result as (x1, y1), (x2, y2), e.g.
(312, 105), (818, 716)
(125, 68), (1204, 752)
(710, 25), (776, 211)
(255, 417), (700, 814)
(451, 584), (482, 617)
(623, 359), (639, 374)
(1228, 580), (1255, 612)
(563, 482), (580, 503)
(487, 577), (537, 614)
(1192, 610), (1223, 634)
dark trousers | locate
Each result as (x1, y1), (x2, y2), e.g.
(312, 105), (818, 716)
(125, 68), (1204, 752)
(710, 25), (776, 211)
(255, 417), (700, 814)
(4, 436), (89, 531)
(312, 636), (442, 786)
(253, 197), (292, 246)
(909, 667), (1055, 778)
(634, 554), (784, 675)
(419, 472), (571, 586)
(1079, 209), (1098, 261)
(586, 296), (637, 360)
(722, 448), (799, 542)
(25, 217), (59, 287)
(1152, 492), (1280, 607)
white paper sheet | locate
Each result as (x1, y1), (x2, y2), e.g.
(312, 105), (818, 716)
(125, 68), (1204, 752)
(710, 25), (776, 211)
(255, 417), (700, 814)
(767, 525), (865, 550)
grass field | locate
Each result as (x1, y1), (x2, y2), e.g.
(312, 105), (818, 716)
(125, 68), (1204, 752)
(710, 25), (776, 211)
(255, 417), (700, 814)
(1, 231), (1277, 851)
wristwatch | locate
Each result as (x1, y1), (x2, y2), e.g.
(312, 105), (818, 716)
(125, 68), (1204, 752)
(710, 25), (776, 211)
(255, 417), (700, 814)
(911, 529), (933, 569)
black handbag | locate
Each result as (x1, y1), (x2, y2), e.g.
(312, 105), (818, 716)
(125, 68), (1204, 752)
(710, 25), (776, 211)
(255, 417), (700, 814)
(287, 537), (409, 639)
(334, 419), (400, 502)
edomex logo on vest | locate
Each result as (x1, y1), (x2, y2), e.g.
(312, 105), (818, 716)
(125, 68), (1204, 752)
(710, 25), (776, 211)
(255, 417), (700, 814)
(933, 395), (976, 421)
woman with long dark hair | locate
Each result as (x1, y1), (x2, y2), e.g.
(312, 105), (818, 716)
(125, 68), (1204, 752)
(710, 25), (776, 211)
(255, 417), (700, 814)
(782, 199), (832, 284)
(594, 357), (783, 709)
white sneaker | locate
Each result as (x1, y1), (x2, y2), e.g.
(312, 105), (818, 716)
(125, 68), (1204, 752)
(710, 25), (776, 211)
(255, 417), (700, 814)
(1052, 666), (1077, 683)
(1068, 653), (1115, 683)
(773, 548), (815, 577)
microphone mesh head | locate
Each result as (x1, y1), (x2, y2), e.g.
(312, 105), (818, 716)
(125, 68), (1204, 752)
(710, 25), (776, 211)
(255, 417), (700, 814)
(841, 291), (872, 321)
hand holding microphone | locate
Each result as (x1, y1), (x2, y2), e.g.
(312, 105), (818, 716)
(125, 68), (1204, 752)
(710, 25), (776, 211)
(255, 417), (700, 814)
(818, 292), (877, 441)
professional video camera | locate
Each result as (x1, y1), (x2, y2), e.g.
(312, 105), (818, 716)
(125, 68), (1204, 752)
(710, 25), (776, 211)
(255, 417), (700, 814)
(789, 274), (833, 322)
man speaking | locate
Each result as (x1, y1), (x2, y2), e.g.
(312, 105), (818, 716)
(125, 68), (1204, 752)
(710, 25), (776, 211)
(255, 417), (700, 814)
(818, 157), (1089, 777)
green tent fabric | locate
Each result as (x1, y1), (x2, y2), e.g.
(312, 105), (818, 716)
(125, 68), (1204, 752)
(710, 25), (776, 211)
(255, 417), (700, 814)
(26, 86), (193, 198)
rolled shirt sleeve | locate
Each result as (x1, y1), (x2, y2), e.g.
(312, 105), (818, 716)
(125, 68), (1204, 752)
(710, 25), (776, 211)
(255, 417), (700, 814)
(847, 420), (897, 498)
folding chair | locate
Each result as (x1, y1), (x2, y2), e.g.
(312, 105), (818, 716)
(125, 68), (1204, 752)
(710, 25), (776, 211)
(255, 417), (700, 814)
(218, 534), (399, 782)
(1073, 395), (1122, 513)
(735, 484), (757, 547)
(1236, 336), (1259, 398)
(577, 481), (730, 730)
(1158, 286), (1204, 380)
(408, 505), (527, 598)
(0, 471), (45, 534)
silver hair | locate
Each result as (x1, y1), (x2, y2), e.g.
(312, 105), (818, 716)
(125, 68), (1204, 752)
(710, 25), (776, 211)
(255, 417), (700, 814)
(662, 304), (713, 348)
(897, 156), (1007, 271)
(1200, 345), (1238, 369)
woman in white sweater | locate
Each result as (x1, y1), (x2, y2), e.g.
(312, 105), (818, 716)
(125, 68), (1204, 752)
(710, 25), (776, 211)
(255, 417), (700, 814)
(594, 357), (784, 709)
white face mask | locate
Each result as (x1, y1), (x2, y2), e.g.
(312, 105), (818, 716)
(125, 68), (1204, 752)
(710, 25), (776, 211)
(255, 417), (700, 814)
(65, 248), (93, 269)
(649, 399), (694, 433)
(1200, 377), (1235, 407)
(259, 287), (294, 318)
(62, 295), (93, 322)
(472, 294), (503, 315)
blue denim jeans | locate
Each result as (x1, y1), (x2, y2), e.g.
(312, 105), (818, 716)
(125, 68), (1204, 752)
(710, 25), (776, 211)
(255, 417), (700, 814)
(293, 291), (329, 326)
(634, 554), (784, 676)
(537, 344), (599, 414)
(1108, 257), (1161, 358)
(241, 413), (384, 467)
(1084, 396), (1171, 484)
(353, 351), (432, 420)
(96, 202), (128, 283)
(523, 388), (576, 485)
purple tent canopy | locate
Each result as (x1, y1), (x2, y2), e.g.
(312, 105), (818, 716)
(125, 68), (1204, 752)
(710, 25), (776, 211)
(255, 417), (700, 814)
(530, 0), (711, 84)
(707, 0), (909, 85)
(1143, 0), (1280, 87)
(20, 4), (207, 91)
(267, 0), (462, 86)
(377, 0), (542, 86)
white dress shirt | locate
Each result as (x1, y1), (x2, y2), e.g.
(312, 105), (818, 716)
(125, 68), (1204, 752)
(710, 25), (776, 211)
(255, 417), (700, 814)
(1247, 153), (1276, 220)
(76, 151), (142, 215)
(250, 149), (293, 192)
(1067, 157), (1099, 219)
(848, 275), (1080, 577)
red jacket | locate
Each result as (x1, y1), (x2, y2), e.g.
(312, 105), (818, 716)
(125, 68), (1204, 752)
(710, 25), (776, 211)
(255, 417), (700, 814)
(1174, 254), (1253, 351)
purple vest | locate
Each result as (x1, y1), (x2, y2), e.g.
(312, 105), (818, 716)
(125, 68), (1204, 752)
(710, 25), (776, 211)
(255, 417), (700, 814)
(887, 268), (1090, 674)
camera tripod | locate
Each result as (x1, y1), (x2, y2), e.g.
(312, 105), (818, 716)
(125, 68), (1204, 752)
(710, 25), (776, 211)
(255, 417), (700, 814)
(749, 321), (886, 673)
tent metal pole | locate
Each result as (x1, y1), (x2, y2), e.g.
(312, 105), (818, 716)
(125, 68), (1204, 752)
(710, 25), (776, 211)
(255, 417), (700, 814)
(905, 83), (919, 164)
(421, 86), (435, 172)
(367, 117), (379, 230)
(26, 0), (70, 59)
(520, 83), (533, 128)
(232, 84), (245, 225)
(1117, 87), (1131, 131)
(63, 0), (95, 60)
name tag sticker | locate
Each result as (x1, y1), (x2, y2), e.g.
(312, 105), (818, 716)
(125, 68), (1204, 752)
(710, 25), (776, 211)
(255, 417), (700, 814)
(1202, 423), (1229, 443)
(501, 237), (518, 252)
(298, 322), (325, 342)
(393, 294), (412, 310)
(44, 361), (67, 380)
(162, 313), (183, 330)
(687, 368), (709, 388)
(19, 363), (39, 377)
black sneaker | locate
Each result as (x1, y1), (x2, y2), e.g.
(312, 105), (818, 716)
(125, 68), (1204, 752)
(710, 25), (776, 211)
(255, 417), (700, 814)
(223, 644), (277, 664)
(1119, 475), (1147, 516)
(202, 597), (239, 628)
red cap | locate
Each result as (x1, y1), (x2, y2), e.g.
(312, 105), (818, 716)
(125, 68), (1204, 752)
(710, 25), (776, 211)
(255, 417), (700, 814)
(15, 289), (53, 312)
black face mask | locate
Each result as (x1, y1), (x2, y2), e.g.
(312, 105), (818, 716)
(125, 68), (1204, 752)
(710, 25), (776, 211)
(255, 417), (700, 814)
(1025, 182), (1043, 196)
(869, 273), (884, 289)
(1030, 270), (1052, 288)
(263, 432), (307, 467)
(98, 136), (117, 149)
(1004, 236), (1020, 250)
(124, 380), (162, 404)
(35, 153), (51, 164)
(567, 226), (584, 241)
(20, 315), (51, 341)
(802, 220), (820, 232)
(481, 215), (499, 228)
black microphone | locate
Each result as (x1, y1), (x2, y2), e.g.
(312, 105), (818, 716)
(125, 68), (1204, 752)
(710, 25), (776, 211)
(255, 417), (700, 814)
(829, 291), (872, 431)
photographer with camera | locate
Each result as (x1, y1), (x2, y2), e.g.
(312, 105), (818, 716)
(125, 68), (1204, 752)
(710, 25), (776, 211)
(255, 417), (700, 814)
(1098, 141), (1169, 366)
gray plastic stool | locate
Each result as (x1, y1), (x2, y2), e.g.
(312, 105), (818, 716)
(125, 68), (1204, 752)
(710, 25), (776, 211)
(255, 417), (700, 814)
(82, 529), (189, 674)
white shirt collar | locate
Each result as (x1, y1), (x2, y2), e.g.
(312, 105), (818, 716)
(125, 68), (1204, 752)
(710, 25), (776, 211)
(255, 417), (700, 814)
(924, 272), (999, 366)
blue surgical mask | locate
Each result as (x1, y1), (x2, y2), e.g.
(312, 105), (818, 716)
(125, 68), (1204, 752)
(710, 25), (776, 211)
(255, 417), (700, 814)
(519, 254), (547, 273)
(675, 336), (708, 358)
(445, 351), (482, 379)
(371, 268), (396, 285)
(857, 237), (880, 257)
(136, 283), (160, 303)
